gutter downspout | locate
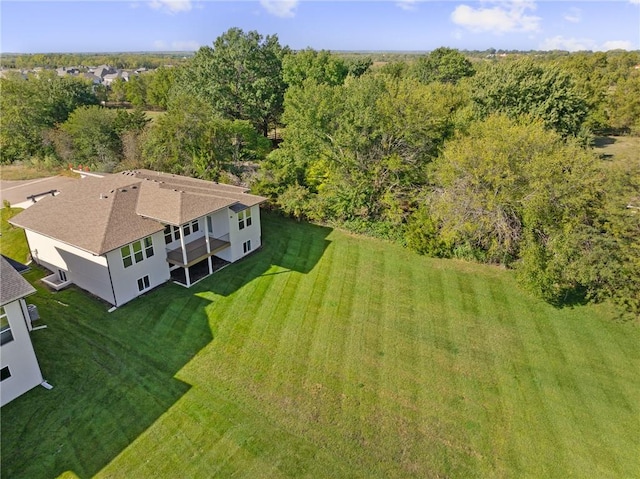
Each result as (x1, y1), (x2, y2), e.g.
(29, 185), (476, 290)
(105, 255), (118, 308)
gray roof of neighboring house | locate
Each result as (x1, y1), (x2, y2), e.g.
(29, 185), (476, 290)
(10, 170), (267, 256)
(0, 256), (36, 306)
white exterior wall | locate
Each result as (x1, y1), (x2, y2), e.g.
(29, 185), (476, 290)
(164, 218), (204, 250)
(26, 230), (115, 305)
(105, 231), (170, 307)
(227, 205), (262, 263)
(208, 209), (232, 262)
(1, 299), (43, 406)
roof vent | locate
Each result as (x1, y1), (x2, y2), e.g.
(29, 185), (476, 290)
(132, 185), (138, 189)
(121, 189), (127, 192)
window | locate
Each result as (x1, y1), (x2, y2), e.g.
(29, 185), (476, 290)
(59, 269), (67, 282)
(133, 241), (143, 263)
(0, 366), (10, 381)
(238, 209), (252, 230)
(137, 275), (150, 292)
(206, 216), (213, 234)
(121, 236), (154, 268)
(1, 307), (14, 345)
(243, 240), (252, 254)
(144, 236), (154, 258)
(121, 245), (133, 268)
(174, 226), (181, 241)
(191, 219), (200, 233)
(164, 225), (172, 245)
(184, 223), (191, 236)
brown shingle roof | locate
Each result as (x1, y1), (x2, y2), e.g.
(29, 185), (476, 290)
(10, 171), (267, 255)
(10, 175), (165, 255)
(0, 256), (36, 306)
(135, 180), (235, 226)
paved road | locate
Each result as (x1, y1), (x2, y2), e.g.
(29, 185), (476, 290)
(0, 176), (78, 208)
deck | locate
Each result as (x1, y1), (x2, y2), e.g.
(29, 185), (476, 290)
(166, 234), (230, 267)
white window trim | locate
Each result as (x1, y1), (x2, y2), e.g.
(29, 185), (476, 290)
(137, 275), (151, 292)
(0, 307), (13, 346)
(122, 236), (154, 268)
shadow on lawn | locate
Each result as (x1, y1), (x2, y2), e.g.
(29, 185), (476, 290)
(199, 212), (333, 297)
(0, 270), (213, 479)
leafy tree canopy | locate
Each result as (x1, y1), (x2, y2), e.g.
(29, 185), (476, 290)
(411, 47), (475, 85)
(175, 27), (288, 136)
(470, 58), (588, 137)
(282, 48), (349, 87)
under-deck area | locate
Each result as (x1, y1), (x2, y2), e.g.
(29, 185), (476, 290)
(170, 256), (230, 286)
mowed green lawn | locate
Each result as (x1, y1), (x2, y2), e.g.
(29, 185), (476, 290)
(1, 213), (639, 478)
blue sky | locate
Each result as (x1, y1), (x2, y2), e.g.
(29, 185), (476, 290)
(1, 1), (639, 53)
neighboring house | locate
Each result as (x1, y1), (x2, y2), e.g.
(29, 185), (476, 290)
(10, 170), (267, 308)
(102, 71), (122, 87)
(81, 72), (102, 85)
(0, 257), (44, 407)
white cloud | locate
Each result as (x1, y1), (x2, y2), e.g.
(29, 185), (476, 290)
(153, 40), (200, 51)
(451, 1), (541, 34)
(629, 0), (640, 4)
(539, 36), (595, 51)
(148, 0), (192, 14)
(563, 7), (581, 23)
(601, 40), (633, 51)
(539, 36), (635, 52)
(260, 0), (298, 18)
(396, 0), (418, 12)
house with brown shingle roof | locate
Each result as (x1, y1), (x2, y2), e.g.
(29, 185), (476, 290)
(10, 170), (266, 308)
(1, 256), (44, 406)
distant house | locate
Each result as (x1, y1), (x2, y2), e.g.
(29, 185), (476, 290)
(10, 170), (267, 308)
(81, 72), (102, 85)
(0, 257), (44, 407)
(102, 71), (122, 86)
(92, 64), (115, 79)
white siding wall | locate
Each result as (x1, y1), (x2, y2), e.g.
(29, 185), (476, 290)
(26, 230), (115, 305)
(0, 299), (43, 406)
(106, 231), (170, 307)
(227, 205), (262, 263)
(208, 209), (232, 262)
(164, 218), (204, 250)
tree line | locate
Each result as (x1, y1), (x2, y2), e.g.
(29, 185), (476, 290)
(1, 29), (638, 316)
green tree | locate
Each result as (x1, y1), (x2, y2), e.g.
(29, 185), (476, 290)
(176, 28), (288, 136)
(430, 114), (603, 267)
(607, 73), (640, 134)
(282, 49), (348, 87)
(347, 57), (373, 78)
(60, 106), (120, 169)
(142, 94), (269, 181)
(125, 75), (148, 107)
(0, 73), (97, 163)
(412, 47), (475, 85)
(109, 78), (128, 103)
(259, 75), (467, 226)
(470, 58), (588, 137)
(146, 66), (177, 109)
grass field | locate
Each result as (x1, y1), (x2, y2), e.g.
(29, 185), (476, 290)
(594, 135), (640, 168)
(0, 208), (29, 263)
(1, 213), (639, 479)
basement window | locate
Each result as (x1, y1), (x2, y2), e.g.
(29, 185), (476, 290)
(137, 275), (150, 292)
(1, 366), (10, 381)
